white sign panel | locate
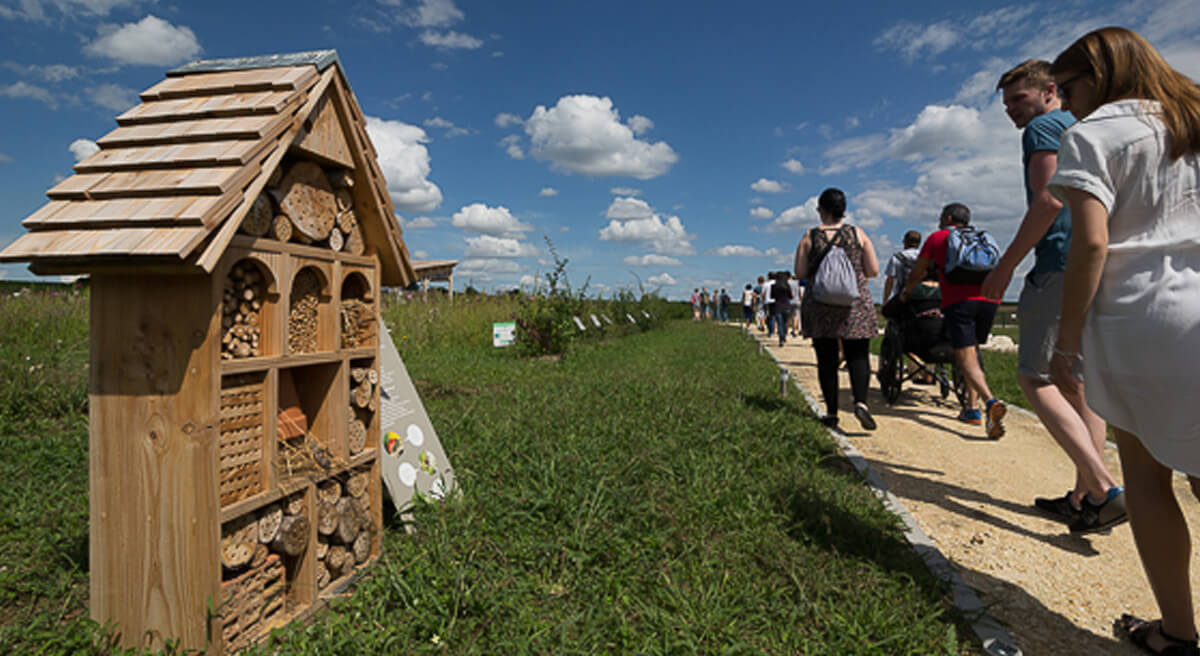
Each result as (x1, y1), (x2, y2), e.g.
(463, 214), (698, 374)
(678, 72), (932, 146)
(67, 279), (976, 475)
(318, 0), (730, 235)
(492, 321), (516, 347)
(626, 313), (637, 324)
(573, 316), (586, 331)
(378, 323), (456, 515)
(590, 314), (602, 327)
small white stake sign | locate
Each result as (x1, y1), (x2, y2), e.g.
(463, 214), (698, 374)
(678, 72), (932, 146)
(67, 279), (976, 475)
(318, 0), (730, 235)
(492, 321), (516, 347)
(573, 316), (586, 331)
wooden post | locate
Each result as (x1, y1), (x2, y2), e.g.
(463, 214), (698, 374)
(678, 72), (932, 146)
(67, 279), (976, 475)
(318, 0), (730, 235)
(89, 274), (220, 652)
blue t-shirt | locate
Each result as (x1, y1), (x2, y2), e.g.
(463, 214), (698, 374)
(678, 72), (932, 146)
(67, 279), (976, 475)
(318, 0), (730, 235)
(1022, 109), (1074, 273)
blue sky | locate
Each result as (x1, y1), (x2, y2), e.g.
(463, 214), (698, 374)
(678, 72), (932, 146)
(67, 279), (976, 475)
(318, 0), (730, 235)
(2, 0), (1199, 300)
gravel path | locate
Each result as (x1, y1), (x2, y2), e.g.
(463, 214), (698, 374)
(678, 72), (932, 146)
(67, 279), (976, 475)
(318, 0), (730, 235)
(758, 331), (1200, 656)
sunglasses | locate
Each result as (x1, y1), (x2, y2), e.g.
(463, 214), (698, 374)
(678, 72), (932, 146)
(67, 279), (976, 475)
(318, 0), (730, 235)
(1056, 73), (1087, 100)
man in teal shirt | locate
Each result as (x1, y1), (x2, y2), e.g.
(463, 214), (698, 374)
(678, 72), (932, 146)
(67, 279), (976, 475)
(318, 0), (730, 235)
(983, 60), (1126, 535)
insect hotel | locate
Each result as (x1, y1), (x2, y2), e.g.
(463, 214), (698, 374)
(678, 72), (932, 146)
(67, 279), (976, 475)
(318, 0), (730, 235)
(0, 51), (416, 652)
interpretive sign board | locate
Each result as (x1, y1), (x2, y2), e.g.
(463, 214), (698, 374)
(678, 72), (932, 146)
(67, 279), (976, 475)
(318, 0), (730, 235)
(492, 321), (516, 347)
(378, 323), (456, 513)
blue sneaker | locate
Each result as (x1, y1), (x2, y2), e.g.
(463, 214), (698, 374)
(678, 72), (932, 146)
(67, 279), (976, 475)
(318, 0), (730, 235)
(958, 408), (982, 425)
(985, 398), (1007, 439)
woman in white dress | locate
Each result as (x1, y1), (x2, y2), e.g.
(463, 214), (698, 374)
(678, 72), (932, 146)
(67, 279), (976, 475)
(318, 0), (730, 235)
(1048, 26), (1200, 656)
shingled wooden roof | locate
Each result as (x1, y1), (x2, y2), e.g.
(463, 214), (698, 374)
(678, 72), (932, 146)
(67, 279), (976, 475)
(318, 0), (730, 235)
(0, 50), (416, 286)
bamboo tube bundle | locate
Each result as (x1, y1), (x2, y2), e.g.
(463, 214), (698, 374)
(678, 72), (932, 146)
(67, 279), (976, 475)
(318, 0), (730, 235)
(222, 263), (265, 360)
(350, 372), (374, 409)
(340, 299), (375, 348)
(288, 268), (322, 354)
(257, 505), (283, 545)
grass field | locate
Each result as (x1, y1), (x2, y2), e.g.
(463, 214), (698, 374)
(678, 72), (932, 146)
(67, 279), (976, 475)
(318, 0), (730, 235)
(0, 289), (980, 655)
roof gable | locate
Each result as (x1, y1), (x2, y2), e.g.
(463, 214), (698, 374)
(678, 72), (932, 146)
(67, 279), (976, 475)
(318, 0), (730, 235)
(0, 50), (415, 286)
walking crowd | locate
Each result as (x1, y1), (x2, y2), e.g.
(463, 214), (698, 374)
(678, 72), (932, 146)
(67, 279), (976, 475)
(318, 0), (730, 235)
(733, 27), (1200, 655)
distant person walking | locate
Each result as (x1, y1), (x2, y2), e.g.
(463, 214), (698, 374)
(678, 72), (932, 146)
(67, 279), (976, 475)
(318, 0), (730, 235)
(700, 287), (711, 320)
(718, 288), (730, 322)
(753, 276), (767, 330)
(902, 203), (1006, 438)
(794, 188), (879, 431)
(770, 272), (793, 346)
(690, 288), (701, 320)
(788, 274), (802, 337)
(882, 230), (922, 304)
(741, 284), (755, 326)
(983, 58), (1125, 533)
(762, 274), (777, 338)
(1048, 27), (1200, 655)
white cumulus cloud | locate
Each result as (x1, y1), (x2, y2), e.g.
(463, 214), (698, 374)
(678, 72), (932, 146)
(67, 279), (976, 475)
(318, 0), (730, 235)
(538, 187), (558, 197)
(401, 215), (436, 229)
(364, 115), (443, 213)
(397, 0), (464, 27)
(623, 254), (682, 267)
(84, 15), (202, 66)
(494, 112), (524, 128)
(782, 158), (805, 174)
(648, 273), (676, 286)
(599, 214), (694, 256)
(463, 235), (539, 258)
(605, 196), (654, 220)
(710, 245), (764, 257)
(749, 206), (774, 220)
(751, 178), (788, 193)
(525, 95), (677, 179)
(451, 203), (531, 236)
(0, 81), (59, 108)
(87, 83), (137, 112)
(69, 138), (99, 162)
(458, 258), (523, 274)
(499, 134), (524, 159)
(419, 30), (482, 49)
(610, 186), (640, 196)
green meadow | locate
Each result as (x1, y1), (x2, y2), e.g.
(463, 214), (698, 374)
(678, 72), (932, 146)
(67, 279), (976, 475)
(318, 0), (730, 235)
(0, 284), (981, 654)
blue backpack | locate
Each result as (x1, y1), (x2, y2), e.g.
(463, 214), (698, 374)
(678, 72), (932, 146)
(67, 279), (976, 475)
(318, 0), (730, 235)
(944, 226), (1000, 284)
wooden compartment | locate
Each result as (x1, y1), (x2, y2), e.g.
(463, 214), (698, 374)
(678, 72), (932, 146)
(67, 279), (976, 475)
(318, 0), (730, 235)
(339, 267), (376, 349)
(276, 362), (343, 483)
(221, 256), (281, 360)
(287, 260), (333, 355)
(219, 373), (269, 507)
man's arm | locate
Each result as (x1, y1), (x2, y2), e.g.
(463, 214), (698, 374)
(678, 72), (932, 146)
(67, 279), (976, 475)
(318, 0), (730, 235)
(981, 150), (1064, 299)
(883, 276), (895, 305)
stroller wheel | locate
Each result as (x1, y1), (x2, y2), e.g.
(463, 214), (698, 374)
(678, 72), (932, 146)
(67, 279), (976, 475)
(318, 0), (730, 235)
(878, 332), (902, 404)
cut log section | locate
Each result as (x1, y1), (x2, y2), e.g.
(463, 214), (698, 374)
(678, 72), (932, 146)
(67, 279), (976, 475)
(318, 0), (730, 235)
(221, 514), (259, 570)
(346, 469), (369, 498)
(326, 545), (350, 577)
(316, 561), (331, 589)
(284, 493), (305, 516)
(317, 480), (342, 506)
(353, 380), (372, 408)
(345, 221), (364, 256)
(239, 192), (273, 237)
(272, 160), (337, 241)
(316, 534), (329, 560)
(352, 531), (371, 564)
(369, 393), (378, 413)
(328, 227), (344, 252)
(335, 497), (361, 543)
(347, 417), (367, 455)
(270, 513), (310, 556)
(257, 505), (283, 544)
(270, 213), (293, 242)
(317, 500), (337, 536)
(367, 368), (378, 386)
(350, 367), (367, 383)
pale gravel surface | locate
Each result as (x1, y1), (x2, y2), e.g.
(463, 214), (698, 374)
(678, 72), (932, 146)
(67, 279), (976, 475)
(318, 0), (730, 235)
(758, 331), (1200, 656)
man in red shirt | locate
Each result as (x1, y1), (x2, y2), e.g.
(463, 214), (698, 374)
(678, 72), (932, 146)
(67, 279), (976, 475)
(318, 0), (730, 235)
(901, 203), (1008, 438)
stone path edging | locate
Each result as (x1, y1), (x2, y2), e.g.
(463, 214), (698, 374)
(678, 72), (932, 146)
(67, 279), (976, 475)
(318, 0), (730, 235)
(747, 325), (1024, 656)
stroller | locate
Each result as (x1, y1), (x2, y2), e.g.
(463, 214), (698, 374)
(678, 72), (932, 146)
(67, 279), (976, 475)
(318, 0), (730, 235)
(877, 289), (969, 407)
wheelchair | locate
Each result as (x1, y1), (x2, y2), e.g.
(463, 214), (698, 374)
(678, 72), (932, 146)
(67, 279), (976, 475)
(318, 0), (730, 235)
(877, 292), (970, 407)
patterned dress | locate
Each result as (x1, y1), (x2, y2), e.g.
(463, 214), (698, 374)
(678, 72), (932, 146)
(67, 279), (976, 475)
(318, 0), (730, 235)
(800, 224), (878, 340)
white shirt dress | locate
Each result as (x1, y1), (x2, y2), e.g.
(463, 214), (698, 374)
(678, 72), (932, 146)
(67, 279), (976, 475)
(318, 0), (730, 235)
(1049, 99), (1200, 475)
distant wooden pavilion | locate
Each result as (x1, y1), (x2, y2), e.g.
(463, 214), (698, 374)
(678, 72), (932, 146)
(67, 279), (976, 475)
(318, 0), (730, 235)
(411, 258), (457, 300)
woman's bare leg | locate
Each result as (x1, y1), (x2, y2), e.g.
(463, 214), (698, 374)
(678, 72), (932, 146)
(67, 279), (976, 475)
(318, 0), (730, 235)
(1115, 428), (1198, 642)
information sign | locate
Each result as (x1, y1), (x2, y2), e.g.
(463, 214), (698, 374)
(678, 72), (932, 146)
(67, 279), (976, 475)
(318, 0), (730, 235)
(492, 321), (516, 347)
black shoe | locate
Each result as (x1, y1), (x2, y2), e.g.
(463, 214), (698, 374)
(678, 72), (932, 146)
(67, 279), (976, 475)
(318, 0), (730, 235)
(1069, 487), (1129, 534)
(854, 403), (876, 431)
(1034, 491), (1082, 522)
(820, 415), (839, 429)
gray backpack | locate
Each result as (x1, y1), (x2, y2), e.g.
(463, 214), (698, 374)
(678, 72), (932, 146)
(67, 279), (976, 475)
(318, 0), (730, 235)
(809, 226), (859, 307)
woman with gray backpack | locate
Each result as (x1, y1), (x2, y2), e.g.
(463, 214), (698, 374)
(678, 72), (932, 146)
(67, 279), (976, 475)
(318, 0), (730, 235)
(793, 188), (881, 431)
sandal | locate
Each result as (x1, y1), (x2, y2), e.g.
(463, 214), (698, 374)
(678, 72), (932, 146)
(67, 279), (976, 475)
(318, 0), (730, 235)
(1115, 614), (1200, 655)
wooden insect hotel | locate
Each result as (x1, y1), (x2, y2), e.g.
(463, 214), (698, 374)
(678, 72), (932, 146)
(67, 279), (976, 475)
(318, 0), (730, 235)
(0, 51), (416, 652)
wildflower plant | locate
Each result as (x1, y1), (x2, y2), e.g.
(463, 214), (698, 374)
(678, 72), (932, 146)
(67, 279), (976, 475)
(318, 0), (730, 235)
(513, 237), (587, 357)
